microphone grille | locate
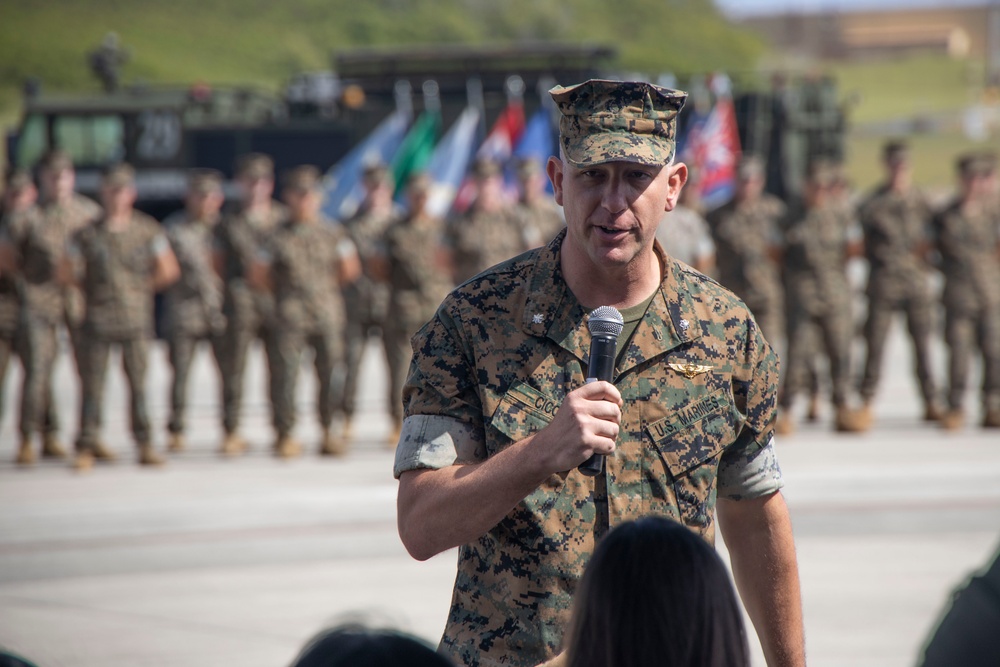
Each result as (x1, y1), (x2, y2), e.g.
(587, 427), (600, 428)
(587, 305), (624, 338)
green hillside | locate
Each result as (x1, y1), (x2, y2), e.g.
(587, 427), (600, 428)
(0, 0), (763, 123)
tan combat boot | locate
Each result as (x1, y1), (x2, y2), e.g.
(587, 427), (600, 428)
(806, 394), (821, 423)
(982, 408), (1000, 429)
(273, 435), (303, 459)
(774, 412), (795, 436)
(15, 438), (36, 466)
(219, 432), (247, 457)
(319, 428), (348, 457)
(41, 433), (68, 459)
(940, 408), (964, 431)
(834, 407), (867, 433)
(73, 450), (95, 472)
(924, 403), (945, 422)
(137, 443), (166, 467)
(855, 403), (874, 431)
(341, 416), (354, 444)
(167, 433), (186, 453)
(91, 440), (118, 462)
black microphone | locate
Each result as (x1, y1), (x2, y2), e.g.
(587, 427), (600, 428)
(578, 305), (624, 477)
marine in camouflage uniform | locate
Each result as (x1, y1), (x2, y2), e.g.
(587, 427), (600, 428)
(258, 166), (360, 458)
(161, 170), (227, 452)
(213, 154), (286, 455)
(445, 158), (530, 285)
(395, 80), (803, 667)
(705, 156), (786, 345)
(514, 157), (565, 249)
(655, 166), (715, 274)
(856, 141), (942, 425)
(378, 173), (451, 441)
(777, 162), (866, 433)
(0, 152), (99, 464)
(931, 154), (1000, 430)
(70, 164), (180, 470)
(338, 163), (397, 441)
(0, 171), (33, 458)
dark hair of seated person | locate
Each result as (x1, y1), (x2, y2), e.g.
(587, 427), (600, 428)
(565, 516), (750, 667)
(290, 624), (454, 667)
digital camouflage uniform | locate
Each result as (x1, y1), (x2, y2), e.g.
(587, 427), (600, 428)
(72, 212), (169, 450)
(931, 199), (1000, 415)
(857, 184), (938, 407)
(339, 202), (396, 420)
(446, 205), (529, 285)
(214, 203), (286, 436)
(779, 201), (859, 411)
(4, 195), (98, 441)
(0, 212), (22, 430)
(706, 194), (786, 343)
(394, 233), (783, 667)
(265, 218), (353, 439)
(381, 211), (451, 425)
(162, 210), (225, 437)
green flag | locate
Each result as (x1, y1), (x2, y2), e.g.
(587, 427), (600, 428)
(390, 109), (441, 197)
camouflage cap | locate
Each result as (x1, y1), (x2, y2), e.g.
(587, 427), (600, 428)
(282, 164), (322, 192)
(515, 156), (542, 179)
(188, 169), (223, 194)
(101, 163), (135, 189)
(472, 157), (502, 180)
(407, 171), (432, 195)
(549, 79), (687, 167)
(235, 152), (274, 179)
(956, 152), (993, 178)
(736, 155), (765, 181)
(38, 149), (74, 173)
(806, 158), (838, 188)
(5, 168), (34, 192)
(362, 161), (392, 188)
(882, 139), (909, 165)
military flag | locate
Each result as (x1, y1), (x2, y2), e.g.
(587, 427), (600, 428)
(424, 106), (481, 217)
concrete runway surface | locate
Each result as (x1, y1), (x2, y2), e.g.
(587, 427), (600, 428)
(1, 322), (998, 667)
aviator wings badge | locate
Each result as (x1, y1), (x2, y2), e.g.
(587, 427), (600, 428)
(668, 362), (714, 379)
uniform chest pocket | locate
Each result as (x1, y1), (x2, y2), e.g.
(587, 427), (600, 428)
(490, 381), (559, 448)
(645, 390), (740, 528)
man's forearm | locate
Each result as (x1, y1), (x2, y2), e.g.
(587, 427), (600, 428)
(718, 492), (805, 667)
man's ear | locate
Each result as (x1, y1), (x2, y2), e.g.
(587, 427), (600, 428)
(664, 162), (688, 212)
(546, 156), (564, 206)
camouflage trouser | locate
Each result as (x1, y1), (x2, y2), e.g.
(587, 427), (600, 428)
(780, 302), (853, 409)
(167, 332), (224, 435)
(0, 331), (16, 427)
(272, 327), (343, 437)
(338, 312), (387, 417)
(383, 318), (421, 423)
(76, 335), (151, 449)
(218, 318), (278, 435)
(745, 297), (784, 349)
(16, 318), (60, 438)
(859, 294), (937, 404)
(944, 305), (1000, 411)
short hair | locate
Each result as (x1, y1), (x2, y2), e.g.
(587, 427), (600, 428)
(290, 624), (454, 667)
(235, 152), (274, 179)
(565, 517), (749, 667)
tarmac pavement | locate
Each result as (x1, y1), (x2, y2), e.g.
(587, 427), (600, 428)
(0, 323), (998, 667)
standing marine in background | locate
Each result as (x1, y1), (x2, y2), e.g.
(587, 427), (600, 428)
(338, 162), (397, 443)
(777, 160), (867, 434)
(69, 164), (180, 470)
(706, 155), (786, 345)
(655, 166), (715, 275)
(162, 170), (227, 453)
(213, 153), (286, 456)
(514, 157), (564, 249)
(254, 166), (360, 458)
(930, 154), (1000, 430)
(446, 157), (529, 285)
(374, 172), (451, 445)
(856, 140), (941, 426)
(0, 171), (33, 452)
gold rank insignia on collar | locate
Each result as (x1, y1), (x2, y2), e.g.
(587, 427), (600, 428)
(668, 362), (714, 379)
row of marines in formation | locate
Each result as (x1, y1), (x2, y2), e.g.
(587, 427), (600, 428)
(0, 150), (566, 468)
(661, 141), (1000, 434)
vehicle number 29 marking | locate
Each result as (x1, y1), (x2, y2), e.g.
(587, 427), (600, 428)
(136, 110), (181, 161)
